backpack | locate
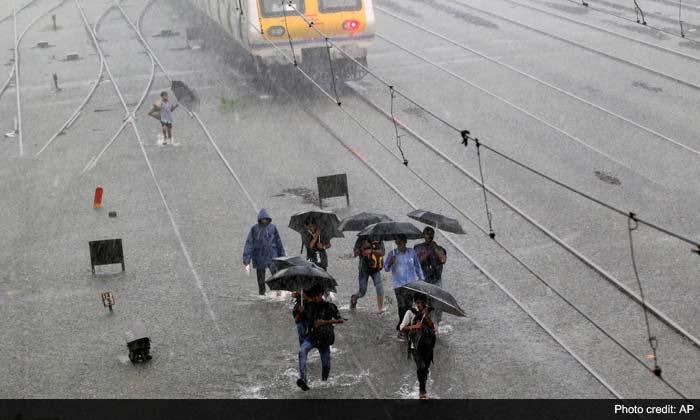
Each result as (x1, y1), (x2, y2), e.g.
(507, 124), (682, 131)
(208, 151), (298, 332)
(407, 309), (436, 353)
(363, 240), (383, 273)
(309, 302), (339, 347)
(310, 324), (335, 348)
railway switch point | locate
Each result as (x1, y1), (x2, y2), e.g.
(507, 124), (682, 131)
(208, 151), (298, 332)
(37, 41), (49, 48)
(66, 53), (80, 61)
(109, 211), (117, 218)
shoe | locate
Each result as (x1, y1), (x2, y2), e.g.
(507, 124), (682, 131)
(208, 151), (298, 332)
(296, 379), (309, 391)
(350, 294), (358, 309)
(397, 331), (406, 340)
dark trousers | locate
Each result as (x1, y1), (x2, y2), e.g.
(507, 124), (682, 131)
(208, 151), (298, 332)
(256, 265), (277, 295)
(394, 287), (414, 330)
(412, 345), (434, 394)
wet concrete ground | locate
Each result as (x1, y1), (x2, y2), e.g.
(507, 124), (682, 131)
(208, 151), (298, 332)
(1, 0), (700, 398)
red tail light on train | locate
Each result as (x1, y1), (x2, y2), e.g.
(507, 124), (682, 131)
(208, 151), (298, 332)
(342, 19), (360, 31)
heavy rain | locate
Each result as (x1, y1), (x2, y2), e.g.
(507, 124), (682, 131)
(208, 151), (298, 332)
(2, 0), (700, 403)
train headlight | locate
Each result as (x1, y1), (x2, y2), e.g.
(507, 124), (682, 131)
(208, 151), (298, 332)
(342, 19), (360, 31)
(267, 26), (286, 37)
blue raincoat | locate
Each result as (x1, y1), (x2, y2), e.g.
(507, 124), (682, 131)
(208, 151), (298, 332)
(243, 209), (286, 269)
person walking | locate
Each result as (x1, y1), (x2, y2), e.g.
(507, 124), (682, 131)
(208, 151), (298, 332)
(243, 208), (286, 295)
(148, 91), (178, 145)
(400, 293), (436, 400)
(295, 285), (344, 391)
(414, 227), (447, 326)
(301, 217), (331, 271)
(384, 235), (425, 338)
(350, 237), (385, 314)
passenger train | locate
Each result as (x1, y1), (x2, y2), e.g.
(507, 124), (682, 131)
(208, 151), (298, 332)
(188, 0), (375, 80)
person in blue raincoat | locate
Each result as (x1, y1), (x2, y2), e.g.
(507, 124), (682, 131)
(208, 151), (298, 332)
(243, 209), (286, 295)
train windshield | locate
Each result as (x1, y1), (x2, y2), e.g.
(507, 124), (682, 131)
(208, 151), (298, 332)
(259, 0), (305, 17)
(318, 0), (361, 12)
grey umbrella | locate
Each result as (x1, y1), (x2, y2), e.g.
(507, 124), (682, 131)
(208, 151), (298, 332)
(407, 209), (466, 234)
(288, 209), (344, 238)
(272, 255), (321, 271)
(339, 212), (392, 232)
(171, 80), (199, 111)
(266, 265), (338, 293)
(399, 281), (466, 317)
(357, 221), (423, 241)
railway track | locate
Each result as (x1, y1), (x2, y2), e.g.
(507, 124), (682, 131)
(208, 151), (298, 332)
(374, 4), (700, 162)
(186, 0), (700, 397)
(74, 0), (224, 338)
(10, 0), (697, 398)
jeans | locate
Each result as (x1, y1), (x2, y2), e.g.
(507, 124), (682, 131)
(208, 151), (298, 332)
(298, 339), (331, 382)
(412, 344), (433, 394)
(356, 271), (383, 298)
(425, 277), (443, 325)
(296, 322), (309, 347)
(394, 288), (414, 330)
(255, 265), (277, 295)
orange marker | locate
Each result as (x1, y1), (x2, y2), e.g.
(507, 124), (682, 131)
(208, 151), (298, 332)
(94, 185), (103, 209)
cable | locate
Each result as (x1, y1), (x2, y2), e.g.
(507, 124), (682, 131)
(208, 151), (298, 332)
(679, 0), (685, 38)
(627, 214), (663, 377)
(389, 86), (408, 165)
(279, 0), (700, 352)
(360, 94), (691, 398)
(473, 139), (495, 239)
(324, 37), (341, 104)
(633, 0), (647, 24)
(562, 0), (700, 45)
(281, 0), (298, 65)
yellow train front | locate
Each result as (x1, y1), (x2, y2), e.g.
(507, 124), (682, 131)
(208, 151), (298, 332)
(190, 0), (375, 81)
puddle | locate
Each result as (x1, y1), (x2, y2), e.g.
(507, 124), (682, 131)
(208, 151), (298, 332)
(594, 170), (621, 185)
(604, 20), (670, 40)
(282, 187), (319, 205)
(632, 80), (663, 93)
(375, 0), (422, 18)
(396, 375), (436, 399)
(406, 0), (498, 29)
(542, 2), (590, 15)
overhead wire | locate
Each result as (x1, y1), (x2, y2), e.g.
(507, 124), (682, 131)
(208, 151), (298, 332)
(355, 90), (691, 398)
(264, 4), (698, 397)
(564, 0), (700, 44)
(627, 214), (663, 377)
(288, 4), (700, 252)
(679, 0), (685, 38)
(248, 4), (632, 397)
(633, 0), (647, 24)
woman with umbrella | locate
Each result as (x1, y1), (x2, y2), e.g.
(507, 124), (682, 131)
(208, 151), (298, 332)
(302, 217), (332, 270)
(399, 280), (466, 400)
(288, 210), (343, 272)
(399, 293), (436, 400)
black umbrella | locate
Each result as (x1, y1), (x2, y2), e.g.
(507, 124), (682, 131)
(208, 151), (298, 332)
(407, 209), (466, 234)
(399, 281), (466, 317)
(339, 212), (392, 232)
(288, 209), (344, 238)
(266, 265), (338, 293)
(171, 80), (199, 111)
(357, 221), (423, 241)
(272, 255), (321, 271)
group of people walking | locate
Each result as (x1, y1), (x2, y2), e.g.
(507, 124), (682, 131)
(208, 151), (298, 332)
(241, 209), (449, 399)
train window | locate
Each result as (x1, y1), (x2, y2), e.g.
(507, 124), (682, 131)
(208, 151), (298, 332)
(319, 0), (361, 12)
(259, 0), (305, 17)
